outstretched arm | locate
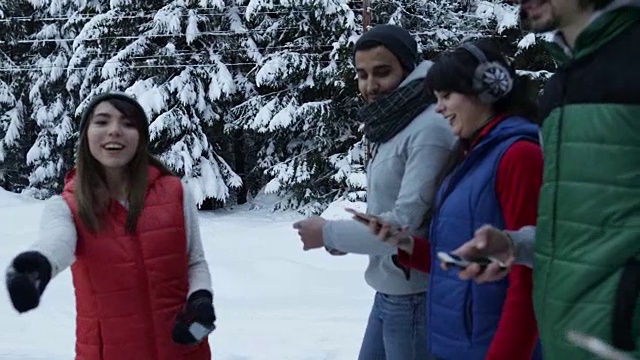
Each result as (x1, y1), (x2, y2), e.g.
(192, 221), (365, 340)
(30, 196), (78, 278)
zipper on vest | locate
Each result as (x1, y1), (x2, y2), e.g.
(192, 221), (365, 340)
(551, 72), (568, 263)
(541, 67), (570, 328)
(131, 235), (160, 360)
(464, 286), (473, 341)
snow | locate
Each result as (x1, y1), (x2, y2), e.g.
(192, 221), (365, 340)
(518, 33), (537, 49)
(186, 10), (200, 44)
(153, 7), (183, 35)
(127, 78), (168, 117)
(475, 1), (519, 34)
(255, 57), (286, 87)
(0, 189), (372, 359)
(0, 188), (40, 207)
(251, 98), (277, 132)
(2, 106), (23, 146)
(269, 101), (296, 130)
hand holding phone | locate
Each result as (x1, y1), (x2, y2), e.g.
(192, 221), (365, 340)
(345, 208), (413, 252)
(437, 251), (507, 271)
(188, 321), (216, 342)
(344, 208), (379, 228)
(344, 208), (402, 235)
(172, 290), (216, 346)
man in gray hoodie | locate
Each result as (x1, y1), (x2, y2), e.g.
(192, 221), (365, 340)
(293, 25), (454, 360)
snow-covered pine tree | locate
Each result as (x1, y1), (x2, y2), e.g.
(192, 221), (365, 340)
(369, 0), (489, 58)
(23, 0), (91, 198)
(69, 0), (242, 206)
(369, 0), (554, 82)
(472, 0), (555, 89)
(0, 1), (37, 192)
(237, 0), (555, 213)
(231, 0), (365, 214)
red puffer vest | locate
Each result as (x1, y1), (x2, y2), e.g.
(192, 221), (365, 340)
(62, 166), (211, 360)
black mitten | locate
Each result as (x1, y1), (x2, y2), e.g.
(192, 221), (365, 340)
(6, 251), (52, 313)
(324, 246), (347, 256)
(172, 290), (216, 345)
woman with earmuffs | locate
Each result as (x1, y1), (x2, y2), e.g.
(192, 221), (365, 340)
(357, 39), (544, 359)
(5, 92), (215, 360)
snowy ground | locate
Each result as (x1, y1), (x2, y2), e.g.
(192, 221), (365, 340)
(0, 188), (373, 359)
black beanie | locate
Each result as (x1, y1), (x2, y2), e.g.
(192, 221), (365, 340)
(78, 92), (149, 144)
(353, 24), (418, 72)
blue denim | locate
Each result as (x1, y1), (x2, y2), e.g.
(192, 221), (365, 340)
(358, 292), (433, 360)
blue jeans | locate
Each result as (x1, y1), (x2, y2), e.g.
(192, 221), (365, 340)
(358, 292), (433, 360)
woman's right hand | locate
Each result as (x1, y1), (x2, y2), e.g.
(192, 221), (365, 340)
(366, 217), (415, 254)
(5, 251), (52, 313)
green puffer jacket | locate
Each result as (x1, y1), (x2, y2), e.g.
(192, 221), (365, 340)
(534, 6), (640, 359)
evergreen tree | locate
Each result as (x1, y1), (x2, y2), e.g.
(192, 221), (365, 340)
(0, 1), (36, 192)
(23, 0), (89, 198)
(70, 0), (242, 206)
(231, 0), (364, 213)
(474, 1), (555, 89)
(235, 0), (556, 213)
(1, 0), (555, 211)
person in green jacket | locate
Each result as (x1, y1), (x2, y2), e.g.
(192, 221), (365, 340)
(443, 0), (640, 358)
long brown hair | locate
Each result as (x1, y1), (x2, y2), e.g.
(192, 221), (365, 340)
(75, 97), (174, 234)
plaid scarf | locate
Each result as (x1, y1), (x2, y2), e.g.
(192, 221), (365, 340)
(359, 78), (435, 144)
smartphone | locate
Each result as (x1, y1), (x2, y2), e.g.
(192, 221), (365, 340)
(344, 208), (395, 234)
(188, 321), (216, 342)
(437, 251), (507, 270)
(344, 208), (375, 226)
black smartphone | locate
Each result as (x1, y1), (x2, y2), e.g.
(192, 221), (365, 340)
(345, 208), (399, 234)
(437, 251), (507, 270)
(345, 208), (380, 228)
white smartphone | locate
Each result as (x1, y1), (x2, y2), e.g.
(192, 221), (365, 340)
(437, 251), (507, 270)
(188, 322), (215, 341)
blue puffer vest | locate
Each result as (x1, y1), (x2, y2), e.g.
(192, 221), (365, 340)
(427, 116), (543, 359)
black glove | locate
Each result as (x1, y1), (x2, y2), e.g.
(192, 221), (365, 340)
(6, 251), (52, 313)
(172, 290), (216, 346)
(324, 246), (347, 256)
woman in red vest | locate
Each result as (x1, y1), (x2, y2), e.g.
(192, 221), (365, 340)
(5, 92), (215, 360)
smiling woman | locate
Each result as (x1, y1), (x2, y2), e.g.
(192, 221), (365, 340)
(87, 101), (140, 173)
(5, 92), (217, 360)
(77, 96), (152, 233)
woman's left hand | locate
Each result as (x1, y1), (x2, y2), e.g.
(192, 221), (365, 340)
(172, 290), (216, 345)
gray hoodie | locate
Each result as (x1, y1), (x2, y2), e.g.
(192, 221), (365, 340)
(323, 61), (456, 295)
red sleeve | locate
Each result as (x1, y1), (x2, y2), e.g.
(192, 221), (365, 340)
(486, 140), (542, 360)
(397, 236), (431, 273)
